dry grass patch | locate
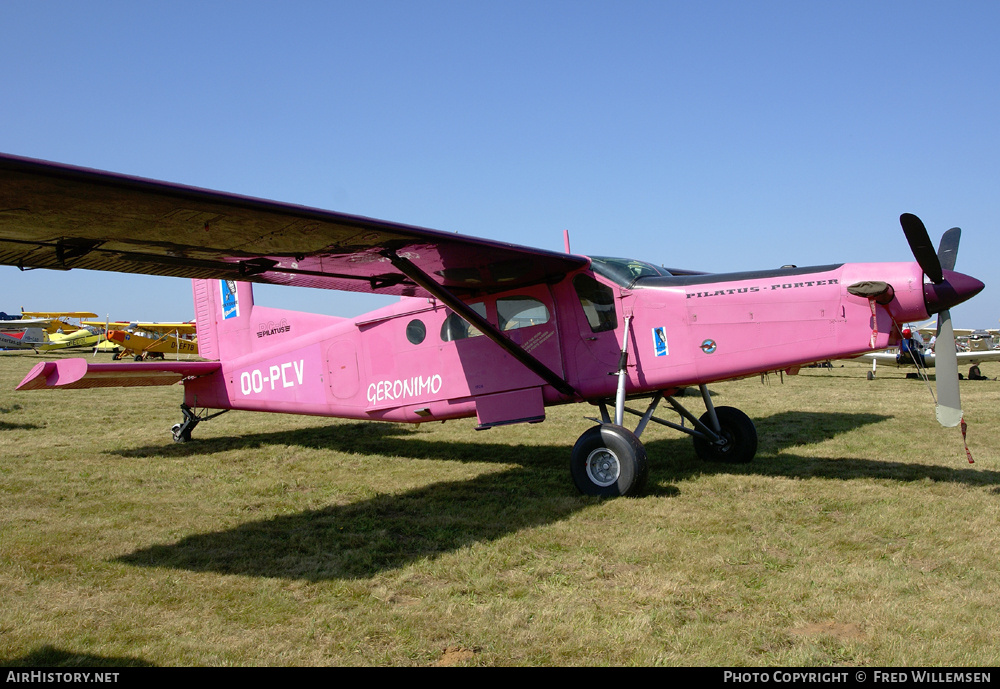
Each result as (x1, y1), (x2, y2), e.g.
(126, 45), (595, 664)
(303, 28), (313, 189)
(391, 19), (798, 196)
(2, 352), (999, 666)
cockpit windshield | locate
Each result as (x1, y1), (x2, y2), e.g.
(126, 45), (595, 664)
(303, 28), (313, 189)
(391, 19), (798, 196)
(587, 256), (673, 287)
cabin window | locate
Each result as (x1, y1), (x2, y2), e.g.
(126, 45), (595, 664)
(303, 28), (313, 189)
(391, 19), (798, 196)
(406, 319), (426, 345)
(440, 302), (487, 341)
(497, 296), (549, 331)
(574, 274), (617, 333)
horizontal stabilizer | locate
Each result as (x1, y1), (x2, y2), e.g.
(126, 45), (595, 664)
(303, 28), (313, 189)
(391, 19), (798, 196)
(17, 358), (221, 390)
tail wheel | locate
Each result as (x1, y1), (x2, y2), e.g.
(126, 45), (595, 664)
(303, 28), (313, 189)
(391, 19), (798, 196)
(693, 406), (757, 464)
(571, 425), (648, 497)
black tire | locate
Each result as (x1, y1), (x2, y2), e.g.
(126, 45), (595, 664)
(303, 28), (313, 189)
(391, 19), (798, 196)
(866, 370), (875, 381)
(171, 423), (191, 443)
(693, 406), (757, 464)
(969, 365), (982, 379)
(571, 424), (648, 497)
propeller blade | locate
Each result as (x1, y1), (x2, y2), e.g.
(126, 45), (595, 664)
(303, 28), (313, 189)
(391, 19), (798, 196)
(934, 308), (962, 427)
(93, 315), (108, 358)
(900, 213), (943, 284)
(937, 227), (961, 272)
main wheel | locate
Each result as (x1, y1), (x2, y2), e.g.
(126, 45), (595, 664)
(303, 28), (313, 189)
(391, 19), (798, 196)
(692, 406), (757, 464)
(969, 365), (982, 379)
(171, 423), (191, 443)
(571, 425), (648, 497)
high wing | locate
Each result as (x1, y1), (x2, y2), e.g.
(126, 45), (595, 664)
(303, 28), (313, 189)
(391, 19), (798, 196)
(918, 327), (972, 339)
(82, 321), (198, 336)
(0, 154), (589, 298)
(0, 317), (62, 332)
(21, 311), (99, 319)
(130, 322), (198, 336)
(11, 312), (99, 333)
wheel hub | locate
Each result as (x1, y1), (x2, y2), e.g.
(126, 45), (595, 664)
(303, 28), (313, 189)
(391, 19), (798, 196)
(586, 447), (621, 487)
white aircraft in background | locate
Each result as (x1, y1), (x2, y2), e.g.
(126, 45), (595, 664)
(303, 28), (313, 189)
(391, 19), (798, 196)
(855, 326), (1000, 380)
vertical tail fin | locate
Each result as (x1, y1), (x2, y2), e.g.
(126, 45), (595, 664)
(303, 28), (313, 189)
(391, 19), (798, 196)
(192, 279), (256, 361)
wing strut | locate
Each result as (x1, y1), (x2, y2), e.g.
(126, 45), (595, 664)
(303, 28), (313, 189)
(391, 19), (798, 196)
(383, 250), (578, 398)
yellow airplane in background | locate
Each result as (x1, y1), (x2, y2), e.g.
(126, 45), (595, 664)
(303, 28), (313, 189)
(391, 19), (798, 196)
(94, 322), (199, 360)
(6, 311), (106, 351)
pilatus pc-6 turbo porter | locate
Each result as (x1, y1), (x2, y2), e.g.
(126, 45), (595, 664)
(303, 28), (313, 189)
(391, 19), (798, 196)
(0, 154), (986, 497)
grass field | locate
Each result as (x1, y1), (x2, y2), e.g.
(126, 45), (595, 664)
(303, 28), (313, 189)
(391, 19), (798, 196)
(2, 351), (999, 666)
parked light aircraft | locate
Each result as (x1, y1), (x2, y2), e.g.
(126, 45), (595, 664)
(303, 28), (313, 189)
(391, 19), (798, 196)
(0, 311), (99, 350)
(0, 154), (987, 496)
(22, 311), (104, 350)
(855, 326), (1000, 380)
(0, 329), (46, 350)
(0, 312), (97, 333)
(104, 323), (198, 360)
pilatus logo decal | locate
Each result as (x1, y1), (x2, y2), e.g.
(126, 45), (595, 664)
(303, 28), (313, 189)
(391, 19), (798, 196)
(686, 279), (839, 300)
(700, 339), (717, 354)
(257, 319), (291, 338)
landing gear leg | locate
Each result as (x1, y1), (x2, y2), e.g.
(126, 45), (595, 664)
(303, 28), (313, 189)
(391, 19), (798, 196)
(171, 404), (198, 443)
(171, 403), (228, 443)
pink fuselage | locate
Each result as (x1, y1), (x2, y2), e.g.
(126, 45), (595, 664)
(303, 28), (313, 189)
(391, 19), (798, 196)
(182, 261), (931, 427)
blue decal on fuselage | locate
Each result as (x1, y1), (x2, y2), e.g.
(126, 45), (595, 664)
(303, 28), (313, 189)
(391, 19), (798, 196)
(221, 280), (239, 320)
(653, 327), (668, 357)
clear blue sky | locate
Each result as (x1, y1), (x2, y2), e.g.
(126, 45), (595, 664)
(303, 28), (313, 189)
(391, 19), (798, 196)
(2, 1), (997, 329)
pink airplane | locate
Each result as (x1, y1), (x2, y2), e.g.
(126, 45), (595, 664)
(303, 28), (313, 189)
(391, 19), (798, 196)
(0, 154), (985, 497)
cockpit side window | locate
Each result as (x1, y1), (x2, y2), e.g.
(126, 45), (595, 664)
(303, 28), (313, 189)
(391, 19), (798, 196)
(497, 296), (550, 331)
(440, 302), (488, 342)
(574, 274), (617, 333)
(588, 256), (671, 287)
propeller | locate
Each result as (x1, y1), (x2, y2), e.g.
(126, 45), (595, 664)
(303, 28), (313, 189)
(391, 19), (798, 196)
(937, 227), (961, 272)
(901, 213), (943, 284)
(92, 314), (109, 358)
(899, 214), (962, 426)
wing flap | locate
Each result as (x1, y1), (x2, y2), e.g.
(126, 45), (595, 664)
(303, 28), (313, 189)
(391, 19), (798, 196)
(17, 358), (221, 390)
(0, 154), (589, 297)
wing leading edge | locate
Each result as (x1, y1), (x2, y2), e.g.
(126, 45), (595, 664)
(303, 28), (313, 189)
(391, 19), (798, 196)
(0, 154), (589, 297)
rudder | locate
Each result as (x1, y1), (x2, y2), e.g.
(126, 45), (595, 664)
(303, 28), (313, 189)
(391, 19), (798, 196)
(191, 279), (256, 360)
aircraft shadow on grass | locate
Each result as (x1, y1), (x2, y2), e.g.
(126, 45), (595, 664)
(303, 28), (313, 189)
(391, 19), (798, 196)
(0, 421), (43, 431)
(0, 644), (154, 668)
(112, 411), (1000, 581)
(0, 403), (43, 431)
